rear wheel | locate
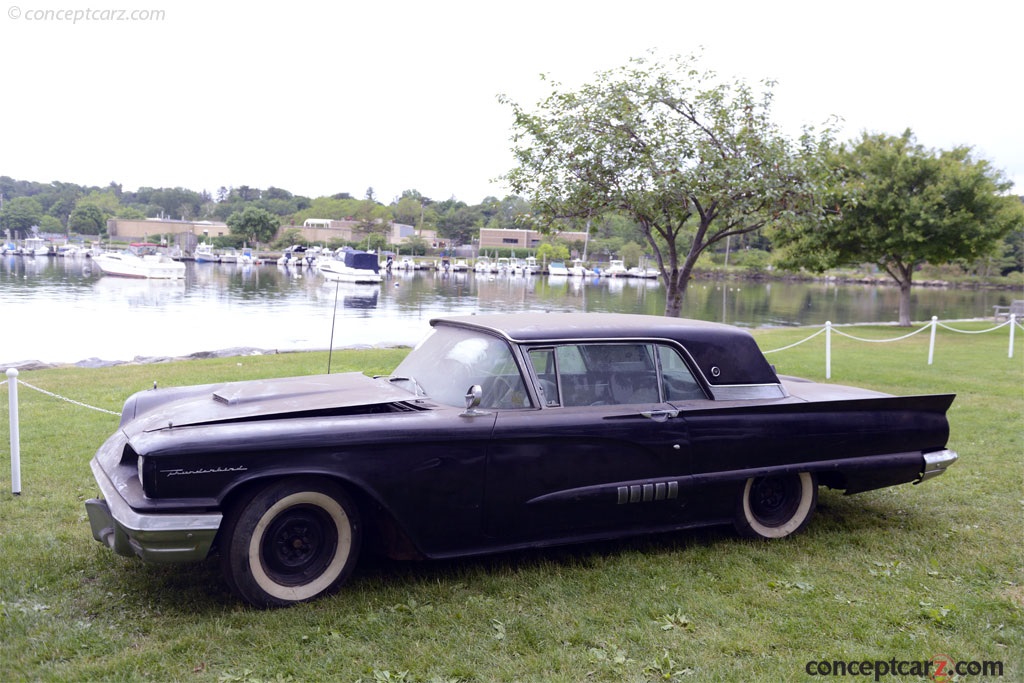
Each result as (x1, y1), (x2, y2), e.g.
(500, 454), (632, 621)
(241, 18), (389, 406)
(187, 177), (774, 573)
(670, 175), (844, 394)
(220, 477), (361, 607)
(734, 472), (817, 539)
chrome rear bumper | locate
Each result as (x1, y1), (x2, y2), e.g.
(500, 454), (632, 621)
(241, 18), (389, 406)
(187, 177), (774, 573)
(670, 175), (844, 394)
(916, 449), (958, 484)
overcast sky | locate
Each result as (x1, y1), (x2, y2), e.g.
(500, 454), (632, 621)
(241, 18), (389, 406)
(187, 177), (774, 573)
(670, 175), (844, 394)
(2, 0), (1021, 207)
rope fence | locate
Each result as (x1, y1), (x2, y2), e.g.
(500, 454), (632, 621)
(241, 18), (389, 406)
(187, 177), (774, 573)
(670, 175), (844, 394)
(762, 314), (1020, 378)
(3, 314), (1021, 495)
(3, 368), (121, 495)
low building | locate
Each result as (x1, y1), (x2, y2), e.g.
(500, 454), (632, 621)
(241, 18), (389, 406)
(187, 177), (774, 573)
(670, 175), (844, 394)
(277, 220), (436, 247)
(478, 228), (589, 250)
(106, 218), (228, 241)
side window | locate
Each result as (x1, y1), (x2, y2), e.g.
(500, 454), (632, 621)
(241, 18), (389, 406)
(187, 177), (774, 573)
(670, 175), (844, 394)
(528, 348), (560, 407)
(658, 345), (708, 401)
(558, 343), (660, 406)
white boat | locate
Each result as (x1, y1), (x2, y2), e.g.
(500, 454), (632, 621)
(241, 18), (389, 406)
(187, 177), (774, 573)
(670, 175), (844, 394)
(522, 256), (540, 275)
(397, 257), (416, 271)
(602, 259), (629, 277)
(318, 249), (382, 284)
(568, 259), (594, 277)
(627, 266), (660, 279)
(496, 257), (511, 273)
(547, 261), (569, 276)
(23, 237), (51, 257)
(195, 243), (218, 263)
(451, 258), (468, 272)
(93, 243), (186, 279)
(276, 246), (307, 267)
(219, 248), (239, 264)
(474, 256), (493, 273)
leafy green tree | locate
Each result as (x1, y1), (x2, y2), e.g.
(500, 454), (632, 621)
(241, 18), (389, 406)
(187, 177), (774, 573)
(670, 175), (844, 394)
(272, 228), (305, 249)
(393, 195), (426, 227)
(772, 130), (1024, 325)
(436, 203), (481, 246)
(1, 196), (43, 239)
(536, 242), (570, 263)
(38, 215), (64, 233)
(501, 52), (833, 317)
(117, 206), (147, 220)
(68, 203), (107, 235)
(226, 206), (280, 245)
(365, 233), (389, 252)
(405, 235), (430, 255)
(619, 241), (645, 268)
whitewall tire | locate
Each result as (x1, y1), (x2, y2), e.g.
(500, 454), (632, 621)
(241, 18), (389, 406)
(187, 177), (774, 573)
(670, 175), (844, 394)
(734, 472), (817, 539)
(220, 478), (361, 607)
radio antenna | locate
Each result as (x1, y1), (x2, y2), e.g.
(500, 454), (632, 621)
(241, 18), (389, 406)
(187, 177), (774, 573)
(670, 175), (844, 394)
(327, 278), (340, 374)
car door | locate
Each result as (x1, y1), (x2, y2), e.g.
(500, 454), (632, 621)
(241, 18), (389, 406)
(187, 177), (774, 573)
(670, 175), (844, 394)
(482, 342), (699, 542)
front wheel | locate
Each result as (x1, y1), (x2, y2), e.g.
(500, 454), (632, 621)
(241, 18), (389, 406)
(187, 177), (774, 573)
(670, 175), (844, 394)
(734, 472), (817, 539)
(220, 477), (361, 607)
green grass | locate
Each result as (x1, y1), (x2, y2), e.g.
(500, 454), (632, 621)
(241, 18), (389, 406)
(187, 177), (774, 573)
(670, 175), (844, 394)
(1, 324), (1021, 682)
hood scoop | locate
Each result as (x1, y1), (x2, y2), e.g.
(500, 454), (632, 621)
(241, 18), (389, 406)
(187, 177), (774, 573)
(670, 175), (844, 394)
(212, 377), (345, 406)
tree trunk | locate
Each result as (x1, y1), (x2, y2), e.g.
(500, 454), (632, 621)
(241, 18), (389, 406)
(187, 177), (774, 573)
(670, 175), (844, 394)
(664, 274), (686, 317)
(898, 280), (913, 327)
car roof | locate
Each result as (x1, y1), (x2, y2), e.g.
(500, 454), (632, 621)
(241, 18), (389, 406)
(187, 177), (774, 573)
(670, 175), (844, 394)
(435, 312), (734, 341)
(431, 313), (778, 386)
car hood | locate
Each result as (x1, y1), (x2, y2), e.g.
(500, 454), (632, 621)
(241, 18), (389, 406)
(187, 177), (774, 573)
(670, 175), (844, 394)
(122, 372), (418, 437)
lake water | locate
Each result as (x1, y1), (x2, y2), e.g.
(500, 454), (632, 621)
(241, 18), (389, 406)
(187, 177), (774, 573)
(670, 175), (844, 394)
(1, 255), (1015, 365)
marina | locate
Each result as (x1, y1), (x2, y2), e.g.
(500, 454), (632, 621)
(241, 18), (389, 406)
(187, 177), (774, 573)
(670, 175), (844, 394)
(1, 252), (1015, 366)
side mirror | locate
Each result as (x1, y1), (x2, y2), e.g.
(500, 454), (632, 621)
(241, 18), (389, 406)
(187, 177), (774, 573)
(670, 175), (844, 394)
(460, 385), (488, 417)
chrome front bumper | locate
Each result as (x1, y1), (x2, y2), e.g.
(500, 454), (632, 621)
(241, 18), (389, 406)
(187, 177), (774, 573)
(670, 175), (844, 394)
(85, 458), (222, 564)
(916, 449), (959, 483)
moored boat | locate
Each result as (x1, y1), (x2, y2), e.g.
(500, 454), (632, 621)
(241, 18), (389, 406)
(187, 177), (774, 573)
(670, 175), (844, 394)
(318, 249), (382, 284)
(602, 259), (629, 277)
(547, 261), (570, 276)
(93, 243), (186, 279)
(194, 243), (218, 263)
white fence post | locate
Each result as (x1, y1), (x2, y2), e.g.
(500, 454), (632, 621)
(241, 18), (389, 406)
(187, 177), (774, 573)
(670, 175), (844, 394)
(825, 321), (832, 380)
(928, 316), (938, 365)
(1010, 314), (1017, 359)
(7, 368), (20, 495)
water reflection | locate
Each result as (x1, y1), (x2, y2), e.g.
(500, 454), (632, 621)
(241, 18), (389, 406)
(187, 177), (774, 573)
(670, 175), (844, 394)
(1, 256), (1016, 365)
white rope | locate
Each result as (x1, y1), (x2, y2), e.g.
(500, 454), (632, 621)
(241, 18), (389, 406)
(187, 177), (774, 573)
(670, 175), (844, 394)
(762, 327), (826, 354)
(936, 319), (1011, 335)
(830, 325), (931, 343)
(14, 379), (121, 417)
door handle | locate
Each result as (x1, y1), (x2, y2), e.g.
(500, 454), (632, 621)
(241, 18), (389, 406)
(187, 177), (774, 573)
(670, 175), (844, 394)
(640, 409), (679, 422)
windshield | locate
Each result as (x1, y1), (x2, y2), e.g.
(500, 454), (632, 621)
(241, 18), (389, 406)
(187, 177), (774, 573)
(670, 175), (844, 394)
(392, 326), (531, 409)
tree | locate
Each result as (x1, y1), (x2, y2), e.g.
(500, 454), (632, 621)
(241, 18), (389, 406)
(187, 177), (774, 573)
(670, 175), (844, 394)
(535, 242), (570, 264)
(501, 52), (832, 317)
(226, 206), (280, 245)
(1, 196), (43, 239)
(68, 203), (107, 235)
(772, 130), (1024, 325)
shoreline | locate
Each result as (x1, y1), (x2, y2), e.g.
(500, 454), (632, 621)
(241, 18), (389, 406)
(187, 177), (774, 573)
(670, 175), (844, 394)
(4, 315), (1009, 373)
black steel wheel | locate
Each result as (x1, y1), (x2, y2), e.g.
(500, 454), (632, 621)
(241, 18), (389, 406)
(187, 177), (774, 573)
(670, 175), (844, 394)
(220, 477), (361, 607)
(734, 472), (817, 539)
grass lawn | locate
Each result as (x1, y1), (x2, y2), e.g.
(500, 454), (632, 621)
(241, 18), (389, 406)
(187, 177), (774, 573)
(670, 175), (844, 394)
(1, 322), (1021, 682)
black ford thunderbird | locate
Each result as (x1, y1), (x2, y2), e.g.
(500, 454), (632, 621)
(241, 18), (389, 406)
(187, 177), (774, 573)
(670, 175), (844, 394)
(85, 313), (957, 607)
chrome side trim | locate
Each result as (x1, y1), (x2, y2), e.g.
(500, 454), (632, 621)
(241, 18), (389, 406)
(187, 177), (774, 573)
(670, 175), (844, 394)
(916, 449), (959, 483)
(617, 481), (679, 504)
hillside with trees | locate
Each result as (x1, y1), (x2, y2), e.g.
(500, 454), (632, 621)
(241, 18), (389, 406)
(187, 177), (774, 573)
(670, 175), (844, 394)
(2, 151), (1021, 293)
